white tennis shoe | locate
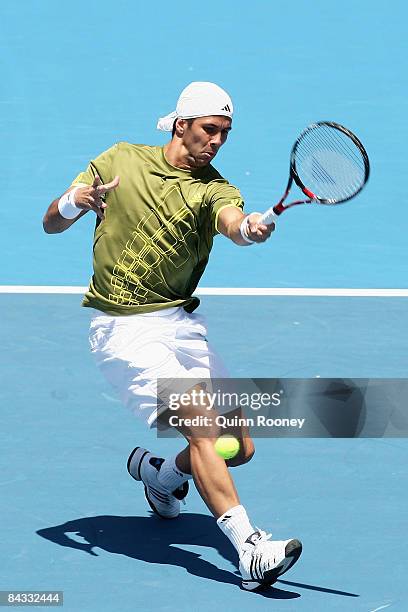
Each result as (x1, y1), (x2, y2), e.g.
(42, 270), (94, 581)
(239, 530), (302, 591)
(127, 447), (188, 519)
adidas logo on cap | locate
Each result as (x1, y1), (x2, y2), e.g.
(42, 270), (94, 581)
(221, 104), (231, 112)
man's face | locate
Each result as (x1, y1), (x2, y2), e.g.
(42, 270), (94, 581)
(179, 116), (232, 168)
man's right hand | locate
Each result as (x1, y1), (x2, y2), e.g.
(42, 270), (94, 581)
(73, 175), (120, 219)
(43, 174), (120, 234)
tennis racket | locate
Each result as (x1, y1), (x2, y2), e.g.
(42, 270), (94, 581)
(259, 121), (370, 225)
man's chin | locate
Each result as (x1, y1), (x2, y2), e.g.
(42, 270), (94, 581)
(195, 154), (215, 167)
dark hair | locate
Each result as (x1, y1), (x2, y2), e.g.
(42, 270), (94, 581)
(172, 117), (194, 137)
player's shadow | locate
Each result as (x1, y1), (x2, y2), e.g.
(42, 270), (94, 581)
(36, 513), (299, 599)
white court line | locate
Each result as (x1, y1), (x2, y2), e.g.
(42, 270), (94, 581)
(370, 604), (393, 612)
(196, 288), (408, 297)
(0, 286), (408, 297)
(0, 286), (87, 294)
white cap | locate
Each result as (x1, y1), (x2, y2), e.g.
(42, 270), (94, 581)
(157, 81), (233, 131)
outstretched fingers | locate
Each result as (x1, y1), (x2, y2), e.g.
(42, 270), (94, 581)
(95, 175), (120, 196)
(88, 175), (120, 218)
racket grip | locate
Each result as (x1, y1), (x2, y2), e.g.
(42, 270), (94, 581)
(259, 207), (278, 225)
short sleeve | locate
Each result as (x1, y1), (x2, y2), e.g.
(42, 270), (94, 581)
(206, 180), (244, 236)
(71, 144), (118, 187)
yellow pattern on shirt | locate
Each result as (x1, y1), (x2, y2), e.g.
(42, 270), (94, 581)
(72, 142), (244, 315)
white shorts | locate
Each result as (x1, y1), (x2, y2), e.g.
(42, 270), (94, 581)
(89, 307), (229, 427)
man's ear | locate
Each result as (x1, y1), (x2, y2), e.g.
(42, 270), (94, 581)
(174, 118), (188, 137)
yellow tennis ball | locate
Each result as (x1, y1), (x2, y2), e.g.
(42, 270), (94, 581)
(214, 435), (240, 460)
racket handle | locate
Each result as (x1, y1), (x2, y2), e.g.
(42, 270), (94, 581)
(259, 207), (278, 225)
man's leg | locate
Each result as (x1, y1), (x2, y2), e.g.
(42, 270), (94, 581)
(90, 303), (302, 590)
(155, 390), (301, 590)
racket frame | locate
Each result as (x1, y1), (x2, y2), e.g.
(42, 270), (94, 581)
(261, 121), (370, 223)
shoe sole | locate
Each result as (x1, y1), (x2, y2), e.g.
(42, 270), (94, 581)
(241, 539), (303, 591)
(127, 446), (179, 520)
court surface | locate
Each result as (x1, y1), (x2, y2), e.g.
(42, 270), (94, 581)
(1, 1), (407, 610)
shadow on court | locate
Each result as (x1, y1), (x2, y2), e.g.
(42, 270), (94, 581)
(36, 513), (357, 600)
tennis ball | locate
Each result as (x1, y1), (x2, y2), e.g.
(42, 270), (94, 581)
(214, 435), (240, 460)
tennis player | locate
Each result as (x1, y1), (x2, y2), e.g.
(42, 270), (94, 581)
(43, 82), (302, 591)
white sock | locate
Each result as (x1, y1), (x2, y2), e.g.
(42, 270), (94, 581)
(217, 505), (256, 556)
(156, 454), (192, 491)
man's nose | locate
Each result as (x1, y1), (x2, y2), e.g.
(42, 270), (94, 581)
(210, 133), (222, 148)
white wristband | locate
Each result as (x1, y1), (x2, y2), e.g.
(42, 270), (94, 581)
(239, 216), (256, 245)
(57, 187), (81, 219)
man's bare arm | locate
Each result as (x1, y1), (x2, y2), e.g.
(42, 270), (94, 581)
(216, 206), (275, 246)
(43, 175), (119, 234)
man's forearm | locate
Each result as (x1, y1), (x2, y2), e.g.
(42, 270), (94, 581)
(218, 210), (275, 246)
(43, 198), (87, 234)
(223, 216), (254, 246)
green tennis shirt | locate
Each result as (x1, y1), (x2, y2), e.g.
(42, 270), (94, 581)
(72, 142), (244, 315)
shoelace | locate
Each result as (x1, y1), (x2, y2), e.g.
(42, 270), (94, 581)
(242, 530), (276, 563)
(241, 529), (271, 556)
(254, 529), (272, 543)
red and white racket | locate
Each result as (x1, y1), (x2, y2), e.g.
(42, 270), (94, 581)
(260, 121), (370, 225)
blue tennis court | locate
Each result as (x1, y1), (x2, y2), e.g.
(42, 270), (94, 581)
(2, 1), (407, 610)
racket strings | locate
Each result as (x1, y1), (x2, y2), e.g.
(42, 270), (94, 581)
(298, 133), (365, 182)
(297, 135), (366, 198)
(302, 140), (364, 195)
(308, 130), (367, 188)
(311, 126), (365, 167)
(294, 125), (368, 202)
